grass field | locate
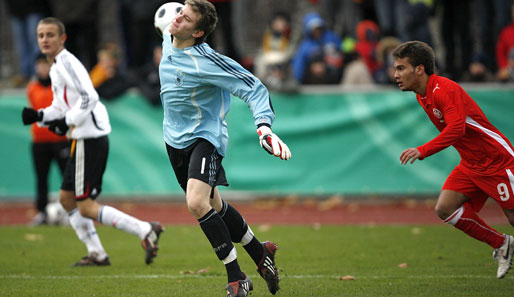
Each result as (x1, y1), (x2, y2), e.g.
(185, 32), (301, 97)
(1, 224), (513, 296)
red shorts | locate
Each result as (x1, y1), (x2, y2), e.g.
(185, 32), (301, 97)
(442, 164), (514, 211)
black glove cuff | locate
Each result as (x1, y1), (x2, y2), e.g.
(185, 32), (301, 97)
(257, 123), (271, 129)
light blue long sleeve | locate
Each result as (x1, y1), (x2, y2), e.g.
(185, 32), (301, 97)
(159, 34), (275, 156)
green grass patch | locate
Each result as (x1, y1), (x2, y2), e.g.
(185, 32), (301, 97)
(0, 224), (513, 296)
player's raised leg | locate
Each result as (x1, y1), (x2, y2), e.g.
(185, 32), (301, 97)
(77, 198), (164, 265)
(436, 190), (512, 278)
(98, 204), (164, 265)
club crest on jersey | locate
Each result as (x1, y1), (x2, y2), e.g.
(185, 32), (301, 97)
(175, 69), (185, 86)
(433, 108), (443, 119)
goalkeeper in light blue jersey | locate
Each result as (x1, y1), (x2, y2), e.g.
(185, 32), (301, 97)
(160, 7), (283, 158)
(158, 1), (291, 297)
(160, 22), (273, 157)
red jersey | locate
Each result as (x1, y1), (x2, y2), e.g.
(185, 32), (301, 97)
(416, 74), (514, 174)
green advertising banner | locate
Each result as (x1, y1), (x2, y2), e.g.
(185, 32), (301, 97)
(1, 86), (513, 199)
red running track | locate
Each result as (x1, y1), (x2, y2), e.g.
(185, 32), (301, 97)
(0, 198), (509, 226)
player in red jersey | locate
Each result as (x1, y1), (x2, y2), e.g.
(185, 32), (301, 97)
(393, 41), (514, 279)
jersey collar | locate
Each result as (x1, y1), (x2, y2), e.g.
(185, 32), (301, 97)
(419, 74), (437, 103)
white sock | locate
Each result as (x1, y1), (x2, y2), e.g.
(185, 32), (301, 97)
(240, 226), (255, 246)
(222, 247), (238, 264)
(68, 209), (108, 260)
(98, 205), (151, 239)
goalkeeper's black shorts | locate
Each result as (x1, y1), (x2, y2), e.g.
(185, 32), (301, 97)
(166, 138), (228, 195)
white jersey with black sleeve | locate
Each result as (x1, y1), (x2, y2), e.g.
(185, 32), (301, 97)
(39, 49), (111, 139)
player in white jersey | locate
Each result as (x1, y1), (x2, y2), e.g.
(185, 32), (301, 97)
(22, 17), (163, 266)
(159, 1), (291, 296)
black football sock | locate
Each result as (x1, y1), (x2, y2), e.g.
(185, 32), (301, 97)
(225, 259), (243, 283)
(244, 238), (264, 266)
(198, 208), (243, 282)
(220, 201), (264, 265)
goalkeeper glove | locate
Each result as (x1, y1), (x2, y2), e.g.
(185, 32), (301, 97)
(45, 118), (69, 136)
(22, 107), (43, 125)
(257, 125), (291, 160)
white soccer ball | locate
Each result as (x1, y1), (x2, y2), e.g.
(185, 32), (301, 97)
(154, 2), (184, 37)
(45, 202), (69, 226)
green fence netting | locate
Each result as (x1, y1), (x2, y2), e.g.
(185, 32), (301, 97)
(1, 87), (513, 199)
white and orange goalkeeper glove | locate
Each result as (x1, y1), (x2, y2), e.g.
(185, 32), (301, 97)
(257, 126), (291, 160)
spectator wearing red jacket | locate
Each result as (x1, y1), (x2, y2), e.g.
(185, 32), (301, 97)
(355, 20), (380, 81)
(496, 3), (514, 81)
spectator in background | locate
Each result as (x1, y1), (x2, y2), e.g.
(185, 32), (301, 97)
(340, 36), (374, 86)
(373, 0), (408, 41)
(90, 42), (134, 100)
(460, 52), (496, 83)
(137, 45), (163, 106)
(355, 20), (380, 80)
(48, 0), (99, 70)
(439, 0), (472, 81)
(26, 53), (69, 226)
(503, 48), (514, 82)
(374, 36), (401, 85)
(302, 52), (336, 84)
(120, 0), (168, 72)
(473, 0), (512, 73)
(496, 2), (514, 82)
(318, 0), (364, 39)
(254, 11), (297, 92)
(405, 0), (433, 46)
(292, 12), (342, 84)
(207, 0), (241, 62)
(5, 0), (50, 87)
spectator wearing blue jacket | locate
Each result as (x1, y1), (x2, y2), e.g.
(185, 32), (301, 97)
(291, 12), (342, 84)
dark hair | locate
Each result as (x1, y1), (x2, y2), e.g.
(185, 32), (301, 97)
(185, 0), (218, 44)
(392, 41), (435, 75)
(38, 17), (66, 36)
(271, 11), (290, 24)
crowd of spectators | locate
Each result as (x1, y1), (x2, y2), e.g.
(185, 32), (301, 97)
(3, 0), (514, 103)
